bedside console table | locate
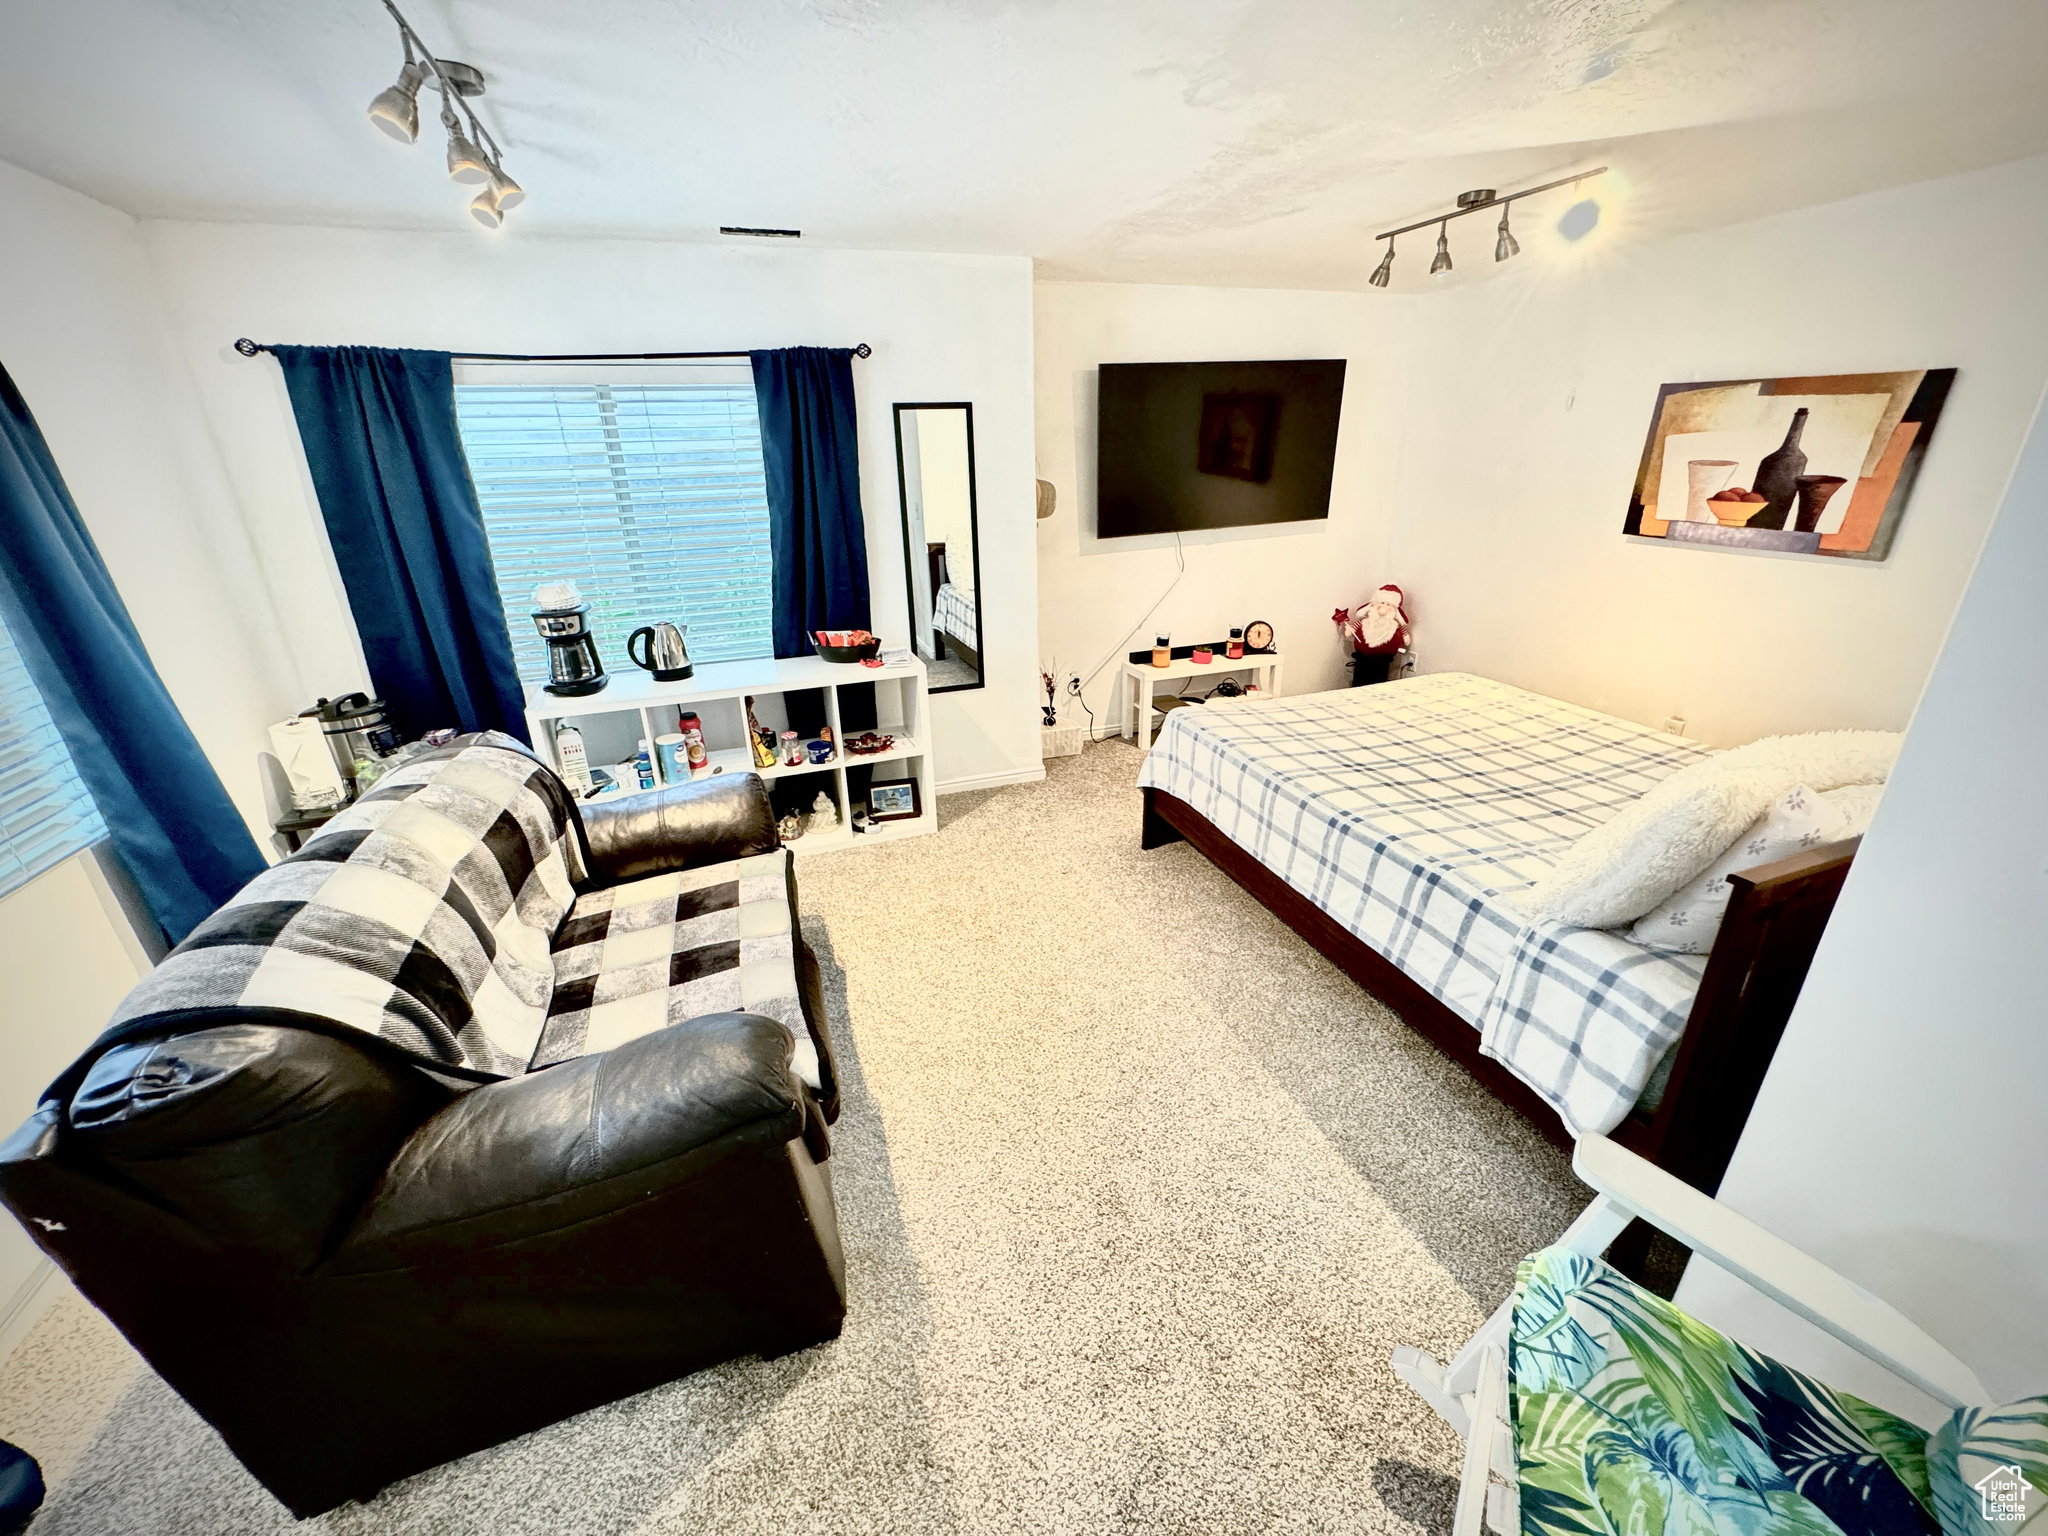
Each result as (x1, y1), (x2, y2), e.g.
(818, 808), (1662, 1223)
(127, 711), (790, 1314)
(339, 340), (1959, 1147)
(1121, 652), (1284, 742)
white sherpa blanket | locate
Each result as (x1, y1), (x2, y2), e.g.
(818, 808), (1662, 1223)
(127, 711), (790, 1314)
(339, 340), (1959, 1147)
(1521, 729), (1900, 929)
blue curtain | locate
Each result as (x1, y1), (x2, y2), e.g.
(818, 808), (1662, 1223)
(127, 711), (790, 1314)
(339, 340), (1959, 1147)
(272, 346), (527, 743)
(0, 362), (266, 945)
(750, 347), (871, 658)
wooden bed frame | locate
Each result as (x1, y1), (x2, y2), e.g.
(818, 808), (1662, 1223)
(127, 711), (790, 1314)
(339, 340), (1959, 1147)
(1142, 787), (1856, 1203)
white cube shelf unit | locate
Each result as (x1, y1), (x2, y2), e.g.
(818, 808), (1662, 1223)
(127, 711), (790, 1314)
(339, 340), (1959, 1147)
(522, 654), (935, 856)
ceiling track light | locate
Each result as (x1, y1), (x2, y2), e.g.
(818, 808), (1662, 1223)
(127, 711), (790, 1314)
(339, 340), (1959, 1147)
(1366, 166), (1605, 289)
(1368, 240), (1394, 288)
(367, 0), (523, 228)
(367, 47), (425, 143)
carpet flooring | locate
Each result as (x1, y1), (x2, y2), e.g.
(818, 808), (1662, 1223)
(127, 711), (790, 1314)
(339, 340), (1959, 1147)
(0, 738), (1588, 1534)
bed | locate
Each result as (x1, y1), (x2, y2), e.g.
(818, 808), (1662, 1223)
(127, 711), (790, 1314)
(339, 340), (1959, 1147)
(927, 541), (980, 668)
(935, 580), (977, 648)
(1137, 672), (1856, 1201)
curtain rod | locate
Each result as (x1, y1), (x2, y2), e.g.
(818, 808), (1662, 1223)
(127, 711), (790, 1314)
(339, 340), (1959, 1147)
(232, 339), (872, 361)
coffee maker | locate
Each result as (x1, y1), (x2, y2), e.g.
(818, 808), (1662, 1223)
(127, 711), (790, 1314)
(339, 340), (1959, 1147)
(533, 602), (607, 696)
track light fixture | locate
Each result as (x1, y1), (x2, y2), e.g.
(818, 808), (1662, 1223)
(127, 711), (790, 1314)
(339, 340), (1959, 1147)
(488, 161), (525, 212)
(367, 0), (524, 228)
(444, 112), (493, 185)
(367, 50), (425, 143)
(468, 153), (525, 228)
(1367, 166), (1605, 289)
(468, 185), (503, 229)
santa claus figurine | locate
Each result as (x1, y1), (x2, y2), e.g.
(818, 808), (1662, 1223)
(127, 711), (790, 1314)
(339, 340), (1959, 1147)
(1332, 585), (1412, 686)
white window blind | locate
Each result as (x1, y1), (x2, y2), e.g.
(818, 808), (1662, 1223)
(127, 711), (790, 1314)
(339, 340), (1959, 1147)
(453, 375), (777, 682)
(0, 604), (106, 900)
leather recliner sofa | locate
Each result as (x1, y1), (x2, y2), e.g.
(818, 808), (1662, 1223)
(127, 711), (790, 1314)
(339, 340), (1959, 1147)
(0, 769), (846, 1517)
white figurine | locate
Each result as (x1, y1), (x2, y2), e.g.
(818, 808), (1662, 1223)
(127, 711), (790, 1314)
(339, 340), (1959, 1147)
(810, 790), (838, 831)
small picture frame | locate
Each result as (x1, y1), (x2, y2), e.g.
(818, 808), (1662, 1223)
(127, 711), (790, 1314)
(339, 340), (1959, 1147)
(865, 777), (922, 822)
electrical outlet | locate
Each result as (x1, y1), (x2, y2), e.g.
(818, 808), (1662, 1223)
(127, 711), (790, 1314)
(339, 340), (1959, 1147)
(1662, 715), (1687, 736)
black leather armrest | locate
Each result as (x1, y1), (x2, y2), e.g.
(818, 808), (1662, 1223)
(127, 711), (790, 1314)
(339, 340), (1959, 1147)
(59, 1024), (450, 1269)
(575, 772), (778, 884)
(329, 1013), (803, 1269)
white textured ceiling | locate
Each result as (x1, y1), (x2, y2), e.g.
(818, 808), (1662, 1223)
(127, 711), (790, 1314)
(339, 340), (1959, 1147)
(2, 0), (2047, 289)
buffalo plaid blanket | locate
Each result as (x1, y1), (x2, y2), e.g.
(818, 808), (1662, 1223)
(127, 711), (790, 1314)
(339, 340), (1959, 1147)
(1136, 673), (1713, 1134)
(107, 733), (584, 1080)
(537, 852), (816, 1089)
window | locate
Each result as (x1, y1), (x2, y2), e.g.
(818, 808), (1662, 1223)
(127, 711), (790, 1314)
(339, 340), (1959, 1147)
(0, 603), (106, 900)
(453, 368), (777, 683)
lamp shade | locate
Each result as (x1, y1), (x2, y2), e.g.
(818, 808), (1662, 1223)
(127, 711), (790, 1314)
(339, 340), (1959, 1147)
(446, 124), (493, 184)
(488, 165), (524, 211)
(468, 184), (503, 228)
(1495, 210), (1521, 262)
(1430, 224), (1453, 275)
(1368, 245), (1394, 288)
(367, 60), (425, 143)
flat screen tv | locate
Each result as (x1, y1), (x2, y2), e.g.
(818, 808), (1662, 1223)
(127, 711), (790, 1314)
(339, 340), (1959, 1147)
(1096, 359), (1346, 539)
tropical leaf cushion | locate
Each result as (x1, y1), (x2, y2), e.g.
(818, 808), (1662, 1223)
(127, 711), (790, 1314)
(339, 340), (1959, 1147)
(1927, 1397), (2047, 1536)
(1510, 1247), (1941, 1536)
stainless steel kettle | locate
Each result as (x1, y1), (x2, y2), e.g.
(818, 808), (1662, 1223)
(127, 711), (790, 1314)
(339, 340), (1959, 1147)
(627, 621), (694, 682)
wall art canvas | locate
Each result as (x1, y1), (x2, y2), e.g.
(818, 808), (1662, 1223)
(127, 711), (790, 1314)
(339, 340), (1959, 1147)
(1623, 369), (1955, 560)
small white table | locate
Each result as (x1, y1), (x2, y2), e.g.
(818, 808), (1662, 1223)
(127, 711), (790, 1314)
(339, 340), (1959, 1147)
(1121, 651), (1285, 741)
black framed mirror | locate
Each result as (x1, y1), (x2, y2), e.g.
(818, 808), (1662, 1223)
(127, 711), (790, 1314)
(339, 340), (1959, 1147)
(892, 402), (984, 692)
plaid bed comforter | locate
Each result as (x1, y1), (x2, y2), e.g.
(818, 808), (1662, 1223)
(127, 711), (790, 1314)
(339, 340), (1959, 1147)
(935, 581), (976, 644)
(1136, 673), (1712, 1135)
(110, 733), (585, 1080)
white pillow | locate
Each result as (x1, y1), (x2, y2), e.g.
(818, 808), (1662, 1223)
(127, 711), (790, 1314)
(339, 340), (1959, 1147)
(1628, 784), (1849, 954)
(1521, 729), (1900, 929)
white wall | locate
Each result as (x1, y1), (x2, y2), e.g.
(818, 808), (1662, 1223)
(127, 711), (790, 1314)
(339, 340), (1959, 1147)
(1674, 379), (2048, 1420)
(138, 223), (1042, 791)
(1377, 154), (2048, 745)
(0, 159), (297, 839)
(0, 853), (151, 1359)
(1034, 282), (1398, 727)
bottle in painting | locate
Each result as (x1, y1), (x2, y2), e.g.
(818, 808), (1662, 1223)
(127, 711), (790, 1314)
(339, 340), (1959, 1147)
(1227, 627), (1244, 660)
(678, 710), (708, 770)
(554, 723), (593, 794)
(1152, 634), (1171, 668)
(1748, 407), (1810, 530)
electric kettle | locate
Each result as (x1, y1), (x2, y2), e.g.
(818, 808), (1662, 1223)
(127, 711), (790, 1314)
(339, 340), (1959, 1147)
(628, 621), (694, 682)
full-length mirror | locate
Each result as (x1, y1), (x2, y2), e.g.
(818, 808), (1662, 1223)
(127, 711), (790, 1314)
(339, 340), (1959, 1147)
(894, 402), (983, 692)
